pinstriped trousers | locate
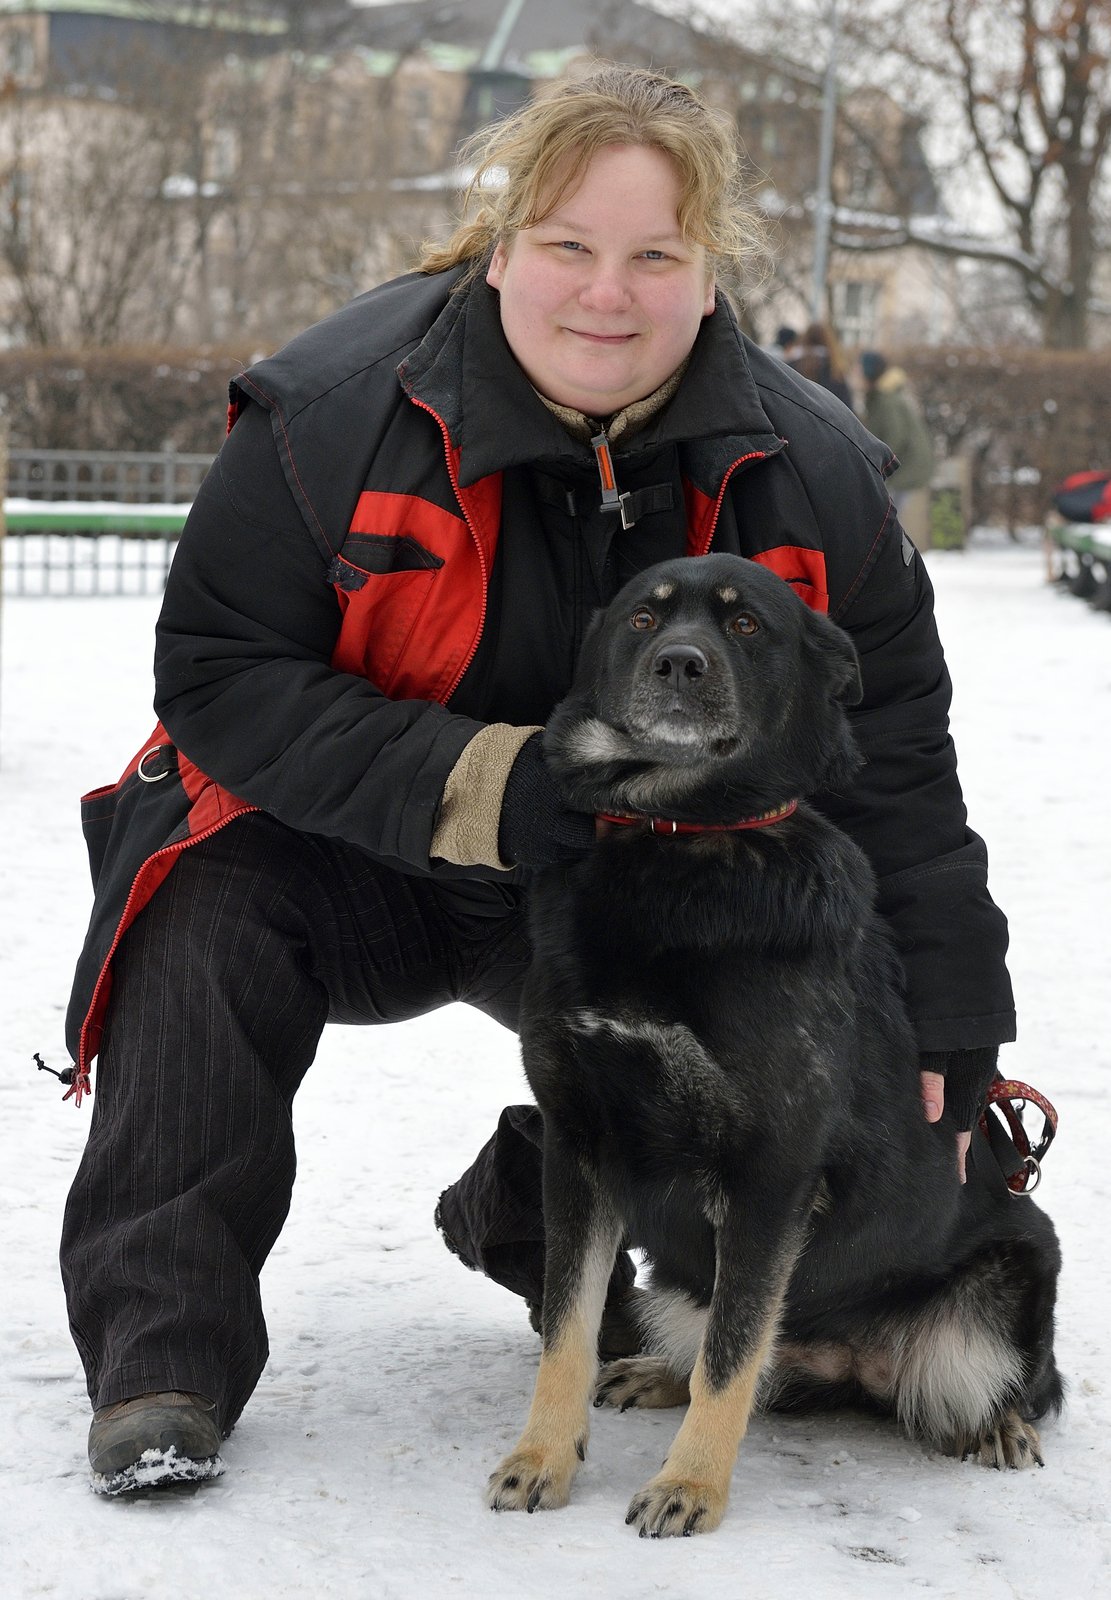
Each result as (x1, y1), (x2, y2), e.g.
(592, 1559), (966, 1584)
(60, 813), (533, 1432)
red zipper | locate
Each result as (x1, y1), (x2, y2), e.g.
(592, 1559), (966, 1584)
(693, 450), (769, 554)
(408, 395), (490, 702)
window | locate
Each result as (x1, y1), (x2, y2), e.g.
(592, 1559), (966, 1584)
(831, 280), (879, 348)
(845, 148), (881, 208)
(209, 126), (239, 184)
(4, 26), (37, 82)
(760, 120), (781, 158)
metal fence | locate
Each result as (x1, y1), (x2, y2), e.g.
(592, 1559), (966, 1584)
(7, 447), (210, 503)
(3, 448), (202, 597)
(2, 531), (180, 598)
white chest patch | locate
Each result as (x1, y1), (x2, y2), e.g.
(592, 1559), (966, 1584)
(568, 1010), (720, 1084)
(558, 718), (634, 765)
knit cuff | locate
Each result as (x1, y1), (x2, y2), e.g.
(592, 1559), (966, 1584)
(497, 732), (596, 869)
(920, 1047), (999, 1132)
(430, 723), (541, 869)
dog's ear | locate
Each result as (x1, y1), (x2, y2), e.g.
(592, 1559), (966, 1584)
(802, 609), (864, 706)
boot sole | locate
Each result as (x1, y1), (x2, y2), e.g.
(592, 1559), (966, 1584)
(91, 1445), (225, 1496)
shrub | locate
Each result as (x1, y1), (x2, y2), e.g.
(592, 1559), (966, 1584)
(0, 345), (257, 457)
(3, 343), (1110, 531)
(898, 347), (1111, 530)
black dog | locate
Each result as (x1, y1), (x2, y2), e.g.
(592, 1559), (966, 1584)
(486, 553), (1061, 1537)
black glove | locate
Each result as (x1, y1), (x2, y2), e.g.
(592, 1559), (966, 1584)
(920, 1047), (999, 1132)
(498, 733), (596, 869)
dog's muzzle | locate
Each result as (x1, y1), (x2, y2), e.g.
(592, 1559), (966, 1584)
(652, 642), (709, 692)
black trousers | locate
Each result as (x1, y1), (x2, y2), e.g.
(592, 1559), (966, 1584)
(60, 813), (580, 1432)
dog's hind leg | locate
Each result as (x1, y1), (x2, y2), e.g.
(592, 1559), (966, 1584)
(595, 1284), (703, 1410)
(953, 1410), (1045, 1469)
(487, 1135), (623, 1514)
(886, 1240), (1061, 1469)
(595, 1357), (691, 1411)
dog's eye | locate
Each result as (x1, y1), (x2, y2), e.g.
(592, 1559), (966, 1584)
(630, 609), (657, 631)
(730, 613), (760, 636)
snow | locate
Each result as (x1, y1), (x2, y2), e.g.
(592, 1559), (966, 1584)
(1, 533), (1109, 1597)
(4, 500), (187, 515)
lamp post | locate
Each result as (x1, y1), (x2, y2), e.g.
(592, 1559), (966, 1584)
(811, 0), (839, 320)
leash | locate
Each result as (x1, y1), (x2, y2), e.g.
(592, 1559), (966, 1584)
(979, 1076), (1058, 1195)
(596, 800), (799, 835)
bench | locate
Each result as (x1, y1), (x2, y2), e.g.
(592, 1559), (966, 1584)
(1044, 522), (1111, 610)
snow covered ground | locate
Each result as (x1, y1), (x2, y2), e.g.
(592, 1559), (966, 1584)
(2, 533), (1108, 1599)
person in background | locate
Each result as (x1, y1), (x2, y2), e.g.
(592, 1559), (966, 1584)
(787, 320), (855, 410)
(59, 65), (1013, 1498)
(860, 349), (935, 515)
(768, 323), (797, 360)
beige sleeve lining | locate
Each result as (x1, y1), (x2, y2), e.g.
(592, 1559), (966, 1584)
(429, 722), (542, 870)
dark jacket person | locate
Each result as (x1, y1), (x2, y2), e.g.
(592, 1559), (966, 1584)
(61, 66), (1013, 1496)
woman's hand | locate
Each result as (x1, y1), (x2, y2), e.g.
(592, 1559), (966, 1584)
(920, 1069), (972, 1184)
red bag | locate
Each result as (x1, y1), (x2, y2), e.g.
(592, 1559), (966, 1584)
(1052, 470), (1111, 523)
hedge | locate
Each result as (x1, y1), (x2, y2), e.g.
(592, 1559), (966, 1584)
(2, 344), (1109, 529)
(899, 347), (1111, 531)
(0, 346), (256, 458)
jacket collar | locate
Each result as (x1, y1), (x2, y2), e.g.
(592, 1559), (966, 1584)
(398, 273), (784, 490)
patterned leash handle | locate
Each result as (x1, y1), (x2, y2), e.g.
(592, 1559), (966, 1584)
(979, 1077), (1058, 1195)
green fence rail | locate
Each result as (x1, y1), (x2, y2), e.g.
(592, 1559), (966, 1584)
(4, 504), (188, 536)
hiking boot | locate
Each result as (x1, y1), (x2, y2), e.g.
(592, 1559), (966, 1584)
(88, 1391), (224, 1496)
(527, 1286), (647, 1361)
(600, 1286), (648, 1361)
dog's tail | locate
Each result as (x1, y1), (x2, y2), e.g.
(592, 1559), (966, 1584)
(888, 1241), (1063, 1445)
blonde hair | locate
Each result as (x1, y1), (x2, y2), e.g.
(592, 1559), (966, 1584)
(418, 63), (767, 288)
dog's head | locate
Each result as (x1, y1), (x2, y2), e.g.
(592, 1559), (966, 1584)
(544, 553), (863, 822)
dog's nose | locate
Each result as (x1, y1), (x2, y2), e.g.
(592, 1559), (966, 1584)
(652, 642), (709, 687)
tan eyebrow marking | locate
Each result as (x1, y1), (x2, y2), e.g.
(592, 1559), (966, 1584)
(718, 587), (739, 603)
(652, 582), (676, 599)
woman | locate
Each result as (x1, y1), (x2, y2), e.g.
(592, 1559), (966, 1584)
(61, 65), (1013, 1494)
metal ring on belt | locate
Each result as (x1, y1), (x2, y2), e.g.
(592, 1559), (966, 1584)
(136, 746), (170, 783)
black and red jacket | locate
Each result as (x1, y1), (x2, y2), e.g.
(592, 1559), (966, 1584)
(65, 268), (1015, 1092)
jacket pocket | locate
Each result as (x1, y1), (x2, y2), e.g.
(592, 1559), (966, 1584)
(330, 564), (442, 695)
(327, 531), (444, 591)
(784, 576), (829, 612)
(80, 783), (124, 887)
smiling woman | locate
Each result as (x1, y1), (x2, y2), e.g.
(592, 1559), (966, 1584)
(419, 63), (767, 294)
(59, 60), (1018, 1504)
(485, 144), (717, 415)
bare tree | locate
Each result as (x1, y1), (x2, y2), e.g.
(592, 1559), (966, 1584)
(0, 75), (193, 346)
(691, 0), (1111, 349)
(0, 3), (463, 348)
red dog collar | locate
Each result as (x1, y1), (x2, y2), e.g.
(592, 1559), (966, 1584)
(596, 799), (799, 835)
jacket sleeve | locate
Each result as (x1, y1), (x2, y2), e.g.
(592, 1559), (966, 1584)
(153, 401), (490, 872)
(820, 515), (1016, 1054)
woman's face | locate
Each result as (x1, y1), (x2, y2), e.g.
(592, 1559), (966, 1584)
(486, 143), (716, 417)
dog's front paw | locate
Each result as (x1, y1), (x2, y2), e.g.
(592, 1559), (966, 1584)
(956, 1410), (1044, 1470)
(595, 1357), (690, 1412)
(486, 1441), (583, 1513)
(625, 1473), (728, 1538)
